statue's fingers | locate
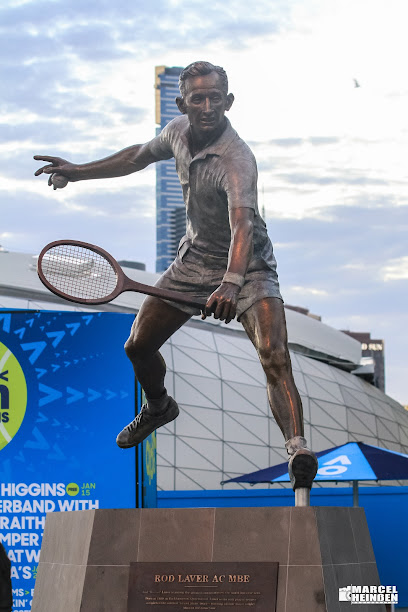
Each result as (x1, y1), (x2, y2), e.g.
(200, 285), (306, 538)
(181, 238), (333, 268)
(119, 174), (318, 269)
(220, 302), (231, 322)
(33, 155), (58, 162)
(34, 164), (54, 176)
(43, 166), (56, 175)
(225, 302), (237, 324)
(48, 174), (53, 187)
(205, 296), (215, 316)
(214, 299), (226, 320)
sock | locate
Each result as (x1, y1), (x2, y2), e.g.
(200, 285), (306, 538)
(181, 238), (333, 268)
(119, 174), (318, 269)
(285, 436), (307, 455)
(146, 390), (170, 414)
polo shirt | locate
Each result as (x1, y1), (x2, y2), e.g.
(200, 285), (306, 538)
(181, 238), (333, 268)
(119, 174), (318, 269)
(149, 115), (275, 269)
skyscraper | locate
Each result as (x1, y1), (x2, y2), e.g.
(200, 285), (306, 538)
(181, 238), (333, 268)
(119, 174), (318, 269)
(155, 66), (186, 272)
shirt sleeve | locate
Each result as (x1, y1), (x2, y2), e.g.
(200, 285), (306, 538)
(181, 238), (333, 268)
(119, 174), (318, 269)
(220, 151), (258, 211)
(148, 121), (175, 160)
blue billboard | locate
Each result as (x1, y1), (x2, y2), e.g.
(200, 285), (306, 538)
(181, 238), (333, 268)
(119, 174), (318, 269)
(0, 310), (139, 611)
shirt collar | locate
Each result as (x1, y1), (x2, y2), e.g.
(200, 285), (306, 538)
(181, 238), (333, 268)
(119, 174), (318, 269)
(181, 117), (237, 161)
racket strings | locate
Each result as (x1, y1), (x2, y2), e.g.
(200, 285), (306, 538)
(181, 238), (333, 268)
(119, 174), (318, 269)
(41, 244), (118, 301)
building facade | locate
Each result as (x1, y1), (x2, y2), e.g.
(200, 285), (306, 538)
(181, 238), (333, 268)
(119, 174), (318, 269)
(155, 66), (186, 272)
(342, 330), (385, 392)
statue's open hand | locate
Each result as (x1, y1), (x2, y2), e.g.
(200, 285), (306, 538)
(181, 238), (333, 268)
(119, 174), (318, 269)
(33, 155), (74, 189)
(203, 282), (240, 324)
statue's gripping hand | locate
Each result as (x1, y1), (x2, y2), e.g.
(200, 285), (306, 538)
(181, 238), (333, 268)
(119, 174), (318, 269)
(34, 155), (75, 190)
(204, 282), (240, 324)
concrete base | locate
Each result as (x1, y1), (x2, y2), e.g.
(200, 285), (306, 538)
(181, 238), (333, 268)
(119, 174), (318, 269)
(32, 507), (385, 612)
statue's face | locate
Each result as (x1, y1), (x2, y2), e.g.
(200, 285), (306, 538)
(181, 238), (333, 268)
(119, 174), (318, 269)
(178, 72), (234, 138)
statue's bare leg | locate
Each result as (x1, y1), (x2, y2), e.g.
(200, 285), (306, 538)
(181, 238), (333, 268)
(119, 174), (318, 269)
(240, 297), (303, 439)
(125, 295), (191, 398)
(240, 297), (317, 490)
(116, 296), (191, 448)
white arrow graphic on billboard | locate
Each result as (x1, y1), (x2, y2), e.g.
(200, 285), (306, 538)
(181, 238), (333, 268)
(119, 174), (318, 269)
(317, 455), (351, 476)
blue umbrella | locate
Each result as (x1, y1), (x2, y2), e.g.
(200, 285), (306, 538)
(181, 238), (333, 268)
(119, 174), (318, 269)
(221, 441), (408, 506)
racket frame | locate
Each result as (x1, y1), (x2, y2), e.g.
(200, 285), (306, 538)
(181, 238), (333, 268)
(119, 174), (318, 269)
(37, 239), (207, 310)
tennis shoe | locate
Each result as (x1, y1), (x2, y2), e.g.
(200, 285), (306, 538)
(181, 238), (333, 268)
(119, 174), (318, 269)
(116, 397), (179, 449)
(288, 448), (318, 490)
(285, 436), (318, 490)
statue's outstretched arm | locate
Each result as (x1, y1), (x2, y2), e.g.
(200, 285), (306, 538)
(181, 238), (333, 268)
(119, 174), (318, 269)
(33, 141), (160, 189)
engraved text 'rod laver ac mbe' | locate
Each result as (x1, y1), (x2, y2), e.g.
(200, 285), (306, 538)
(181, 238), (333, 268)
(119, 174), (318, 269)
(37, 239), (207, 310)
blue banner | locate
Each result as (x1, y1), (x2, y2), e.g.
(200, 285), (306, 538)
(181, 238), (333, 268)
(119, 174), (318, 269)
(0, 310), (137, 611)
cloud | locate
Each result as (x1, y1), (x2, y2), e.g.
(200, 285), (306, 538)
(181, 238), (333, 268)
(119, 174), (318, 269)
(308, 137), (340, 146)
(57, 23), (133, 62)
(0, 0), (288, 66)
(380, 257), (408, 282)
(1, 181), (157, 269)
(285, 285), (329, 297)
(271, 204), (407, 258)
(264, 138), (303, 148)
(0, 30), (59, 66)
(267, 203), (408, 321)
(250, 136), (340, 148)
(1, 62), (147, 132)
(1, 120), (90, 147)
(275, 171), (388, 187)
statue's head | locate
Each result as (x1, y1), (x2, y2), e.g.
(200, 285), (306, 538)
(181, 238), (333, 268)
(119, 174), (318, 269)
(176, 61), (234, 139)
(178, 61), (228, 98)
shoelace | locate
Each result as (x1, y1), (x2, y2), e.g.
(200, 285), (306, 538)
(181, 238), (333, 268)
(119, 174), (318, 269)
(125, 405), (149, 432)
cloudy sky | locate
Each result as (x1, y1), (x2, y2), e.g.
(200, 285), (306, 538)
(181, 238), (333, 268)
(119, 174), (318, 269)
(1, 0), (407, 405)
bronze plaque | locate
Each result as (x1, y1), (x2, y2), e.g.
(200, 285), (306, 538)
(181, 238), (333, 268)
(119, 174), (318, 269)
(128, 562), (279, 612)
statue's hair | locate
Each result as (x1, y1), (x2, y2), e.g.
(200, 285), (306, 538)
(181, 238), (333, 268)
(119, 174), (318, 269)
(179, 61), (228, 97)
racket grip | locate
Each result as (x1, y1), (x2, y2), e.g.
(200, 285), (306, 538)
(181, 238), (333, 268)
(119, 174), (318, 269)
(122, 278), (206, 310)
(137, 285), (207, 310)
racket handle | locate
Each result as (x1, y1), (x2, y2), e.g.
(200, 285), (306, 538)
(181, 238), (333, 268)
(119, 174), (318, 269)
(123, 279), (207, 310)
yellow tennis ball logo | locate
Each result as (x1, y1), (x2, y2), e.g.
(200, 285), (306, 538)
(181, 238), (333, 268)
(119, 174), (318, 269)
(66, 483), (79, 496)
(0, 342), (28, 451)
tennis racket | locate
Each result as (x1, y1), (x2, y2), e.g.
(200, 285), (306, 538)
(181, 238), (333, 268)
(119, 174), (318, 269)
(37, 239), (207, 310)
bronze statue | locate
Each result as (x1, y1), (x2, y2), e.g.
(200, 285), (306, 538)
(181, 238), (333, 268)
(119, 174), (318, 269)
(34, 61), (318, 493)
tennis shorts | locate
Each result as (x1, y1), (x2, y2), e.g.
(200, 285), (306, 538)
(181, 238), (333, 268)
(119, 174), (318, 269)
(154, 238), (282, 320)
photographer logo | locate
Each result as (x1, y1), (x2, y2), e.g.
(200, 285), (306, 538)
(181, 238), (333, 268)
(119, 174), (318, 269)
(339, 585), (398, 605)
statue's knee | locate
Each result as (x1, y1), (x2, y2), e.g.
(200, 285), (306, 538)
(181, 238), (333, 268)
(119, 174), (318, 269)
(259, 342), (289, 377)
(124, 337), (143, 363)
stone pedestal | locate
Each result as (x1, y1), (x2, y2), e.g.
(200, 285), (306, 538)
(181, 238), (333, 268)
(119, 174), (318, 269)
(32, 507), (385, 612)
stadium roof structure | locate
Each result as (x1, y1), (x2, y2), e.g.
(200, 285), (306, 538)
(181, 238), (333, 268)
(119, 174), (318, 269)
(0, 249), (361, 370)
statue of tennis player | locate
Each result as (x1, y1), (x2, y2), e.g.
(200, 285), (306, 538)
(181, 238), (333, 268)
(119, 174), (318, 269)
(34, 61), (318, 490)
